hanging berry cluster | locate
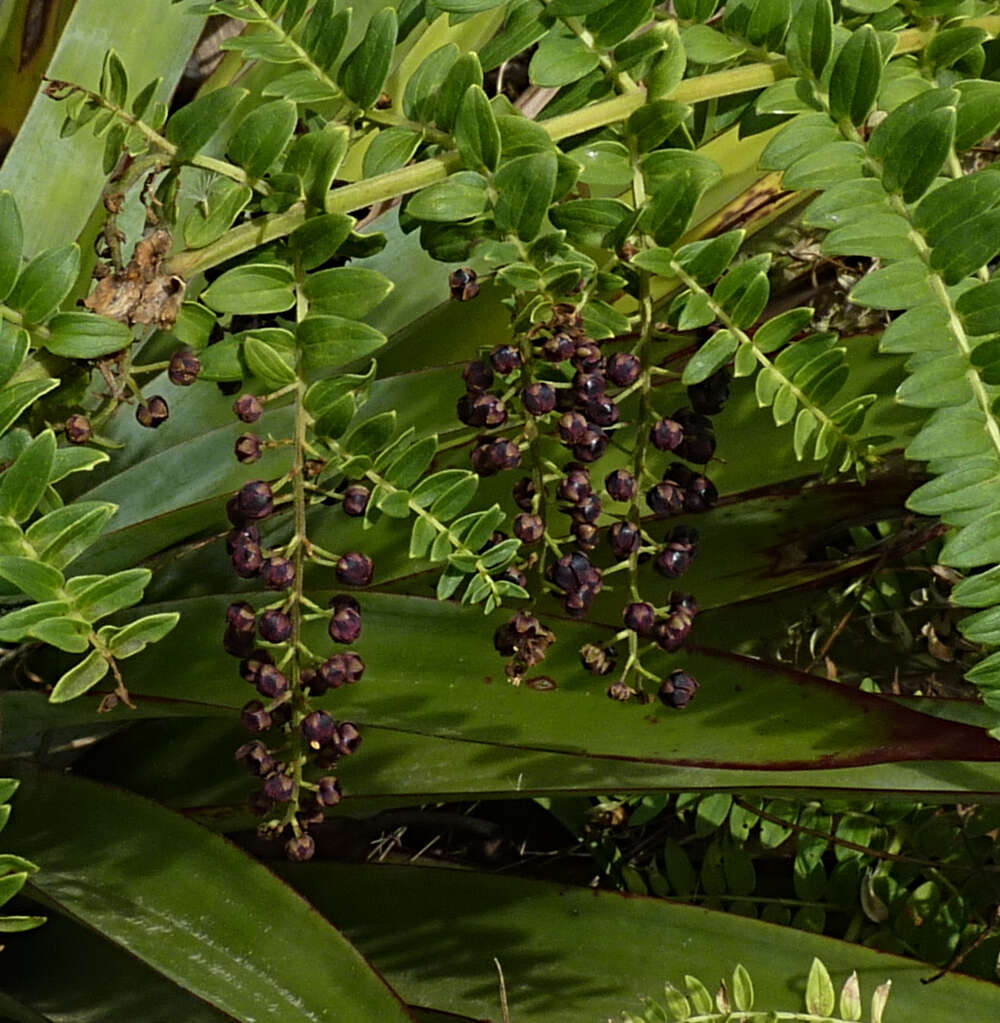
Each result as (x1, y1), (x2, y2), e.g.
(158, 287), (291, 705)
(452, 267), (731, 708)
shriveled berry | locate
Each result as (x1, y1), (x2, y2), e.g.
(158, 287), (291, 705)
(336, 551), (374, 587)
(316, 776), (342, 806)
(227, 602), (256, 635)
(241, 700), (272, 733)
(609, 521), (641, 560)
(232, 542), (264, 578)
(604, 469), (636, 502)
(337, 722), (362, 755)
(237, 480), (274, 520)
(259, 610), (292, 643)
(512, 476), (536, 512)
(462, 360), (493, 392)
(499, 565), (528, 589)
(65, 414), (92, 444)
(136, 395), (169, 428)
(513, 513), (544, 544)
(234, 394), (262, 423)
(490, 344), (522, 375)
(304, 458), (325, 479)
(580, 643), (616, 676)
(652, 612), (691, 652)
(342, 485), (371, 517)
(650, 418), (683, 452)
(607, 680), (635, 701)
(285, 833), (316, 861)
(302, 710), (337, 748)
(168, 350), (201, 386)
(541, 333), (575, 362)
(646, 481), (685, 518)
(558, 467), (591, 504)
(261, 556), (295, 590)
(450, 266), (480, 301)
(623, 601), (656, 635)
(658, 670), (699, 708)
(264, 771), (295, 802)
(235, 433), (261, 463)
(236, 741), (274, 776)
(522, 382), (556, 416)
(328, 604), (362, 644)
(606, 351), (641, 388)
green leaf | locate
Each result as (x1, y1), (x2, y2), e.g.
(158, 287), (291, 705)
(760, 112), (841, 171)
(530, 29), (600, 87)
(431, 476), (479, 521)
(6, 244), (79, 324)
(806, 958), (836, 1016)
(732, 964), (754, 1012)
(0, 430), (56, 523)
(24, 502), (116, 569)
(787, 0), (833, 79)
(0, 191), (23, 302)
(410, 515), (437, 559)
(954, 79), (1000, 152)
(0, 380), (58, 437)
(29, 616), (90, 653)
(68, 568), (151, 622)
(754, 308), (813, 353)
(243, 336), (296, 388)
(781, 142), (866, 190)
(683, 330), (738, 385)
(953, 563), (1000, 607)
(165, 86), (247, 163)
(384, 436), (438, 489)
(940, 511), (1000, 568)
(455, 86), (501, 173)
(548, 199), (633, 248)
(102, 612), (179, 659)
(297, 315), (387, 371)
(586, 0), (654, 48)
(494, 152), (558, 241)
(407, 172), (489, 223)
(339, 8), (398, 109)
(304, 267), (394, 320)
(201, 263), (295, 315)
(182, 179), (253, 249)
(821, 214), (919, 262)
(5, 772), (412, 1020)
(290, 213), (355, 271)
(640, 170), (706, 247)
(362, 127), (422, 178)
(828, 25), (881, 126)
(925, 27), (987, 71)
(342, 412), (398, 457)
(262, 70), (339, 104)
(43, 311), (133, 359)
(49, 649), (109, 703)
(849, 260), (936, 310)
(674, 230), (745, 287)
(0, 601), (69, 642)
(301, 1), (352, 70)
(625, 99), (689, 153)
(803, 178), (890, 230)
(283, 125), (348, 210)
(714, 254), (771, 328)
(955, 279), (1000, 336)
(869, 89), (957, 203)
(681, 24), (746, 64)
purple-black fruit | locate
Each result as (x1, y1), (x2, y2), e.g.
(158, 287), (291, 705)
(237, 480), (274, 520)
(232, 542), (264, 578)
(328, 600), (362, 644)
(342, 485), (371, 517)
(490, 344), (522, 375)
(136, 395), (169, 428)
(65, 414), (92, 444)
(302, 710), (337, 748)
(259, 610), (292, 643)
(233, 394), (262, 423)
(623, 601), (656, 635)
(256, 664), (289, 699)
(285, 833), (316, 861)
(604, 469), (636, 502)
(316, 776), (342, 806)
(609, 521), (641, 560)
(646, 481), (685, 518)
(522, 382), (556, 416)
(658, 670), (699, 708)
(540, 333), (575, 363)
(514, 513), (544, 544)
(261, 556), (294, 591)
(583, 397), (619, 428)
(580, 643), (616, 676)
(650, 418), (683, 452)
(235, 741), (274, 776)
(687, 368), (730, 415)
(168, 350), (201, 386)
(462, 360), (493, 392)
(240, 700), (272, 733)
(235, 433), (261, 463)
(450, 267), (480, 301)
(264, 771), (295, 802)
(558, 412), (588, 445)
(512, 476), (536, 512)
(336, 551), (374, 587)
(558, 467), (591, 504)
(606, 351), (641, 388)
(337, 721), (362, 755)
(227, 602), (256, 635)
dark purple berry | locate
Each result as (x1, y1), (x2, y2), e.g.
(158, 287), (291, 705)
(65, 414), (92, 444)
(573, 521), (599, 551)
(226, 524), (260, 554)
(343, 485), (370, 517)
(328, 603), (362, 644)
(609, 521), (641, 559)
(223, 626), (255, 658)
(684, 473), (718, 512)
(240, 700), (272, 733)
(457, 392), (508, 428)
(285, 833), (316, 861)
(522, 382), (556, 416)
(337, 721), (362, 755)
(558, 467), (591, 504)
(259, 610), (292, 643)
(623, 601), (656, 635)
(573, 371), (605, 401)
(336, 551), (374, 587)
(499, 565), (528, 589)
(232, 542), (264, 578)
(235, 433), (261, 463)
(646, 481), (685, 518)
(256, 664), (289, 699)
(342, 652), (365, 684)
(513, 513), (544, 544)
(583, 397), (620, 428)
(572, 429), (608, 463)
(316, 776), (342, 806)
(652, 613), (691, 652)
(558, 412), (588, 445)
(227, 602), (256, 634)
(261, 556), (294, 591)
(658, 670), (699, 708)
(541, 333), (575, 362)
(264, 771), (295, 802)
(462, 360), (494, 392)
(239, 650), (273, 684)
(687, 368), (730, 415)
(571, 494), (602, 524)
(234, 394), (263, 423)
(450, 266), (480, 301)
(302, 710), (337, 748)
(237, 480), (274, 520)
(490, 344), (522, 375)
(604, 469), (636, 502)
(606, 352), (641, 387)
(651, 418), (684, 452)
(235, 741), (274, 776)
(656, 526), (700, 578)
(512, 476), (536, 512)
(168, 350), (201, 386)
(572, 343), (603, 373)
(136, 395), (169, 428)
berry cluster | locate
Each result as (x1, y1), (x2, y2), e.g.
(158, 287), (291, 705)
(224, 391), (375, 861)
(453, 271), (733, 709)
